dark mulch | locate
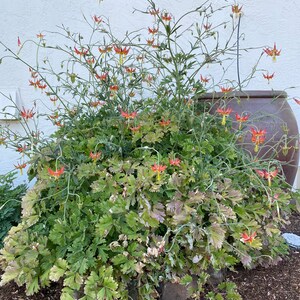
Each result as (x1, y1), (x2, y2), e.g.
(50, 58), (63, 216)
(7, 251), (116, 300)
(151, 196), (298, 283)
(1, 213), (300, 300)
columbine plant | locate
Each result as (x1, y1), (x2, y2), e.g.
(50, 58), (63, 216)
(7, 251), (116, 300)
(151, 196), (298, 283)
(0, 1), (299, 300)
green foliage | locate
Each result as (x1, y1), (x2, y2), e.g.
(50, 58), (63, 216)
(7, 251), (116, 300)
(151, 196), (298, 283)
(0, 172), (26, 248)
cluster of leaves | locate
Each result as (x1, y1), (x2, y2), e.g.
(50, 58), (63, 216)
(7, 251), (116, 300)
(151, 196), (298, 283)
(0, 172), (27, 248)
(0, 1), (299, 299)
(0, 106), (297, 299)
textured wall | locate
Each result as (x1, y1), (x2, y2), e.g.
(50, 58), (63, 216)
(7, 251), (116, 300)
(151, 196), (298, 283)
(0, 0), (300, 186)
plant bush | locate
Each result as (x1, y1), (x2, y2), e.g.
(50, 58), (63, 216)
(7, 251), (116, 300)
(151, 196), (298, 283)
(0, 172), (26, 248)
(0, 1), (299, 299)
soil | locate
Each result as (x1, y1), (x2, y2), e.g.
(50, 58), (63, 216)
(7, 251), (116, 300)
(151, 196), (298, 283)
(0, 213), (299, 300)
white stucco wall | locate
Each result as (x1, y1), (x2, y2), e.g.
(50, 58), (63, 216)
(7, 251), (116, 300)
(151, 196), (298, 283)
(1, 0), (300, 187)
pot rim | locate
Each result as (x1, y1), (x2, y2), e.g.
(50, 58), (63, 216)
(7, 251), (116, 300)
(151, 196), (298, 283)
(198, 90), (287, 100)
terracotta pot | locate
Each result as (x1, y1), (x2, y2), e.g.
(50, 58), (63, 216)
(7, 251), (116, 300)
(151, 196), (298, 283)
(197, 90), (299, 186)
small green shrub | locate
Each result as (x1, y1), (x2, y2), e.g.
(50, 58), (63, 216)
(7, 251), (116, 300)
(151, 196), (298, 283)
(0, 1), (299, 299)
(0, 172), (27, 248)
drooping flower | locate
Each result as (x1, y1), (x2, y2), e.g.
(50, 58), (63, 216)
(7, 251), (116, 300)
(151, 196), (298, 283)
(147, 38), (155, 46)
(114, 46), (130, 64)
(74, 47), (89, 57)
(98, 46), (112, 54)
(29, 79), (41, 89)
(36, 33), (45, 39)
(263, 43), (281, 62)
(240, 232), (256, 244)
(263, 72), (275, 84)
(130, 125), (141, 132)
(109, 85), (119, 92)
(48, 166), (65, 179)
(255, 168), (278, 187)
(203, 23), (212, 31)
(220, 86), (233, 93)
(17, 36), (21, 47)
(93, 15), (102, 24)
(37, 82), (47, 90)
(200, 75), (210, 83)
(231, 5), (243, 17)
(89, 151), (101, 161)
(159, 119), (171, 127)
(95, 73), (108, 81)
(50, 97), (58, 105)
(86, 58), (95, 65)
(20, 107), (36, 120)
(151, 163), (167, 180)
(14, 162), (27, 175)
(89, 100), (103, 108)
(148, 9), (160, 16)
(216, 107), (233, 126)
(235, 113), (249, 129)
(169, 158), (181, 166)
(121, 110), (137, 119)
(125, 67), (136, 74)
(161, 12), (172, 22)
(148, 27), (158, 35)
(16, 144), (27, 154)
(251, 128), (266, 152)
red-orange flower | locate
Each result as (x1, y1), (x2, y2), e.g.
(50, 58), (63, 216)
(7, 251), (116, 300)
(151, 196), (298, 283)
(264, 43), (281, 62)
(146, 38), (155, 46)
(151, 163), (167, 180)
(240, 232), (256, 244)
(109, 85), (119, 92)
(95, 73), (108, 81)
(36, 33), (45, 39)
(86, 58), (95, 65)
(130, 125), (141, 132)
(255, 168), (278, 186)
(14, 162), (27, 175)
(98, 46), (112, 54)
(74, 47), (89, 57)
(161, 12), (172, 22)
(203, 23), (212, 31)
(93, 15), (102, 23)
(89, 151), (101, 161)
(50, 97), (58, 105)
(235, 113), (249, 129)
(48, 166), (65, 179)
(251, 128), (266, 152)
(148, 9), (160, 16)
(148, 27), (158, 35)
(125, 67), (136, 74)
(16, 144), (27, 154)
(54, 121), (64, 127)
(169, 158), (181, 166)
(18, 36), (21, 47)
(114, 46), (130, 56)
(121, 110), (137, 119)
(263, 72), (275, 83)
(38, 82), (47, 90)
(216, 107), (233, 126)
(89, 101), (103, 108)
(29, 79), (41, 89)
(232, 5), (243, 16)
(159, 119), (171, 127)
(20, 107), (35, 120)
(200, 75), (210, 83)
(220, 86), (233, 93)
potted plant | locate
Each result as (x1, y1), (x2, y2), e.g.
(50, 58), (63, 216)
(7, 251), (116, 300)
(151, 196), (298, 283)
(0, 1), (299, 299)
